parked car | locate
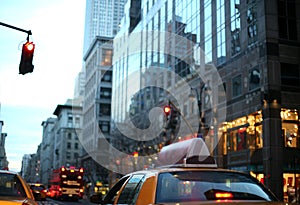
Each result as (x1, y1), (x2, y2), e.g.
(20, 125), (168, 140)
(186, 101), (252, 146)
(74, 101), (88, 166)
(28, 183), (47, 201)
(90, 138), (292, 205)
(0, 170), (38, 205)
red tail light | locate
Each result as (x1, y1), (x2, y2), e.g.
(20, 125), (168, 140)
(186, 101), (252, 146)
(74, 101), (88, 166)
(215, 192), (233, 199)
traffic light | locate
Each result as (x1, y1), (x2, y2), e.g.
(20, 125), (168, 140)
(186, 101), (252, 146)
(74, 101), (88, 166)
(19, 41), (35, 75)
(163, 105), (171, 116)
(170, 109), (179, 128)
(163, 104), (180, 129)
(133, 151), (139, 158)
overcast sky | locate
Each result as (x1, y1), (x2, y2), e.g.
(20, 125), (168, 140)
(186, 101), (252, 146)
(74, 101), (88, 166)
(0, 0), (86, 172)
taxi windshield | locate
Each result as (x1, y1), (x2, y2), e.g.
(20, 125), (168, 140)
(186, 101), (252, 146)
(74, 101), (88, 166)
(155, 170), (278, 203)
(0, 173), (27, 199)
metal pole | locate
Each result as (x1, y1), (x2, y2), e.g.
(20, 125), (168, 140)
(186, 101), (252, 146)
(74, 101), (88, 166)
(192, 83), (205, 138)
(0, 22), (32, 35)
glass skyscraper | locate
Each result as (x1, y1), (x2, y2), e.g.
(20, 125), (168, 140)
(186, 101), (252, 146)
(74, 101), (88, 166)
(83, 0), (127, 55)
(111, 0), (300, 201)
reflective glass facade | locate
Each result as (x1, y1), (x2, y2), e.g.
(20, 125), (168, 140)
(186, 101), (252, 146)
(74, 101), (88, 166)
(111, 0), (300, 201)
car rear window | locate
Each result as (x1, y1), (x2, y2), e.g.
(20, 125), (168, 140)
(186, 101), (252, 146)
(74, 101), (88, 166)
(155, 170), (278, 203)
(30, 185), (45, 191)
(0, 173), (27, 198)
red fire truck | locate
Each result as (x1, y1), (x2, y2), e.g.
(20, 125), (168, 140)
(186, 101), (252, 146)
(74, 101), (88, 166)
(48, 166), (84, 201)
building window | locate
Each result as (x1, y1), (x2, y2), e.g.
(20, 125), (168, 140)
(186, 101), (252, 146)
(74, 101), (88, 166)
(204, 0), (212, 63)
(68, 114), (73, 127)
(74, 153), (79, 158)
(68, 133), (72, 140)
(225, 112), (263, 153)
(101, 70), (112, 82)
(75, 143), (79, 149)
(101, 49), (112, 66)
(247, 0), (258, 45)
(100, 87), (112, 99)
(67, 143), (71, 149)
(281, 63), (300, 87)
(232, 75), (242, 97)
(218, 83), (226, 104)
(75, 117), (80, 128)
(68, 114), (73, 122)
(281, 109), (299, 148)
(100, 103), (111, 116)
(230, 0), (241, 55)
(217, 0), (226, 65)
(66, 152), (71, 160)
(99, 121), (110, 133)
(249, 67), (260, 90)
(278, 0), (297, 40)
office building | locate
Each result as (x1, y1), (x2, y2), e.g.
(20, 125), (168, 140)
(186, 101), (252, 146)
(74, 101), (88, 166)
(81, 0), (127, 186)
(82, 36), (113, 185)
(0, 121), (8, 170)
(112, 0), (300, 201)
(40, 118), (57, 185)
(52, 101), (83, 169)
(83, 0), (127, 55)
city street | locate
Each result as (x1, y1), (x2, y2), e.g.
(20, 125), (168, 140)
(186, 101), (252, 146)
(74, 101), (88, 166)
(37, 198), (93, 205)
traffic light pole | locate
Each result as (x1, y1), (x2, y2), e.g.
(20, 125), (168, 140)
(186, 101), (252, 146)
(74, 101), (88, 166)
(0, 22), (32, 40)
(191, 84), (206, 138)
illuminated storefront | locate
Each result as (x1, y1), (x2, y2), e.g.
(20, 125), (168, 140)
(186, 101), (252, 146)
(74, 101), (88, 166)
(220, 109), (300, 202)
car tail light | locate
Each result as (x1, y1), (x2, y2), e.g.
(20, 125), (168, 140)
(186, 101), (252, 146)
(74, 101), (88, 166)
(215, 192), (233, 199)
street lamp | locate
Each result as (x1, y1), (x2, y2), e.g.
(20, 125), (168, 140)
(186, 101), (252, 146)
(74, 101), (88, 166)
(189, 83), (211, 139)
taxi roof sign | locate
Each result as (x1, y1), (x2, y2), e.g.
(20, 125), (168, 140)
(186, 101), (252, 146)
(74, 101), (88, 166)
(156, 138), (217, 167)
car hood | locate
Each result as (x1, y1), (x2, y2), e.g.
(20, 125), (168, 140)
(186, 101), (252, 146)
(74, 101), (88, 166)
(153, 201), (293, 205)
(0, 198), (38, 205)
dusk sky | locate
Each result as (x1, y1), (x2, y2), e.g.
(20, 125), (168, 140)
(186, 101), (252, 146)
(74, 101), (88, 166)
(0, 0), (86, 172)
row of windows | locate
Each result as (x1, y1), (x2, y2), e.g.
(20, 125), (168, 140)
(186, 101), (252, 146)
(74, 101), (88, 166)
(229, 63), (300, 99)
(67, 142), (80, 149)
(66, 152), (79, 160)
(67, 133), (79, 140)
(111, 0), (298, 125)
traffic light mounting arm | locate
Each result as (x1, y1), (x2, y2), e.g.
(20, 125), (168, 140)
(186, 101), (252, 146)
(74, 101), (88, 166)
(0, 22), (32, 37)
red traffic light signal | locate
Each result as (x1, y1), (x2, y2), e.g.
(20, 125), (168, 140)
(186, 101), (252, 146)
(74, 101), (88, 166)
(133, 151), (139, 158)
(163, 105), (171, 116)
(19, 41), (35, 75)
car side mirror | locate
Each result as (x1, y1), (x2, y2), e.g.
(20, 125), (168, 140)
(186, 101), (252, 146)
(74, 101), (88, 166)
(90, 194), (103, 204)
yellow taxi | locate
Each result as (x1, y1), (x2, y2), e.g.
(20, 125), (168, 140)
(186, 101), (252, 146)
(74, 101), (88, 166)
(0, 170), (37, 205)
(28, 183), (47, 201)
(90, 138), (293, 205)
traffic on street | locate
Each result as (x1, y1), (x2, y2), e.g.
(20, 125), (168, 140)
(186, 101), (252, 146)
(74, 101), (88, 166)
(37, 198), (92, 205)
(1, 0), (300, 204)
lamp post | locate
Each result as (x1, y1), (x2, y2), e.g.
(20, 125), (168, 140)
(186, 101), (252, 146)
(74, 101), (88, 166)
(189, 83), (211, 139)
